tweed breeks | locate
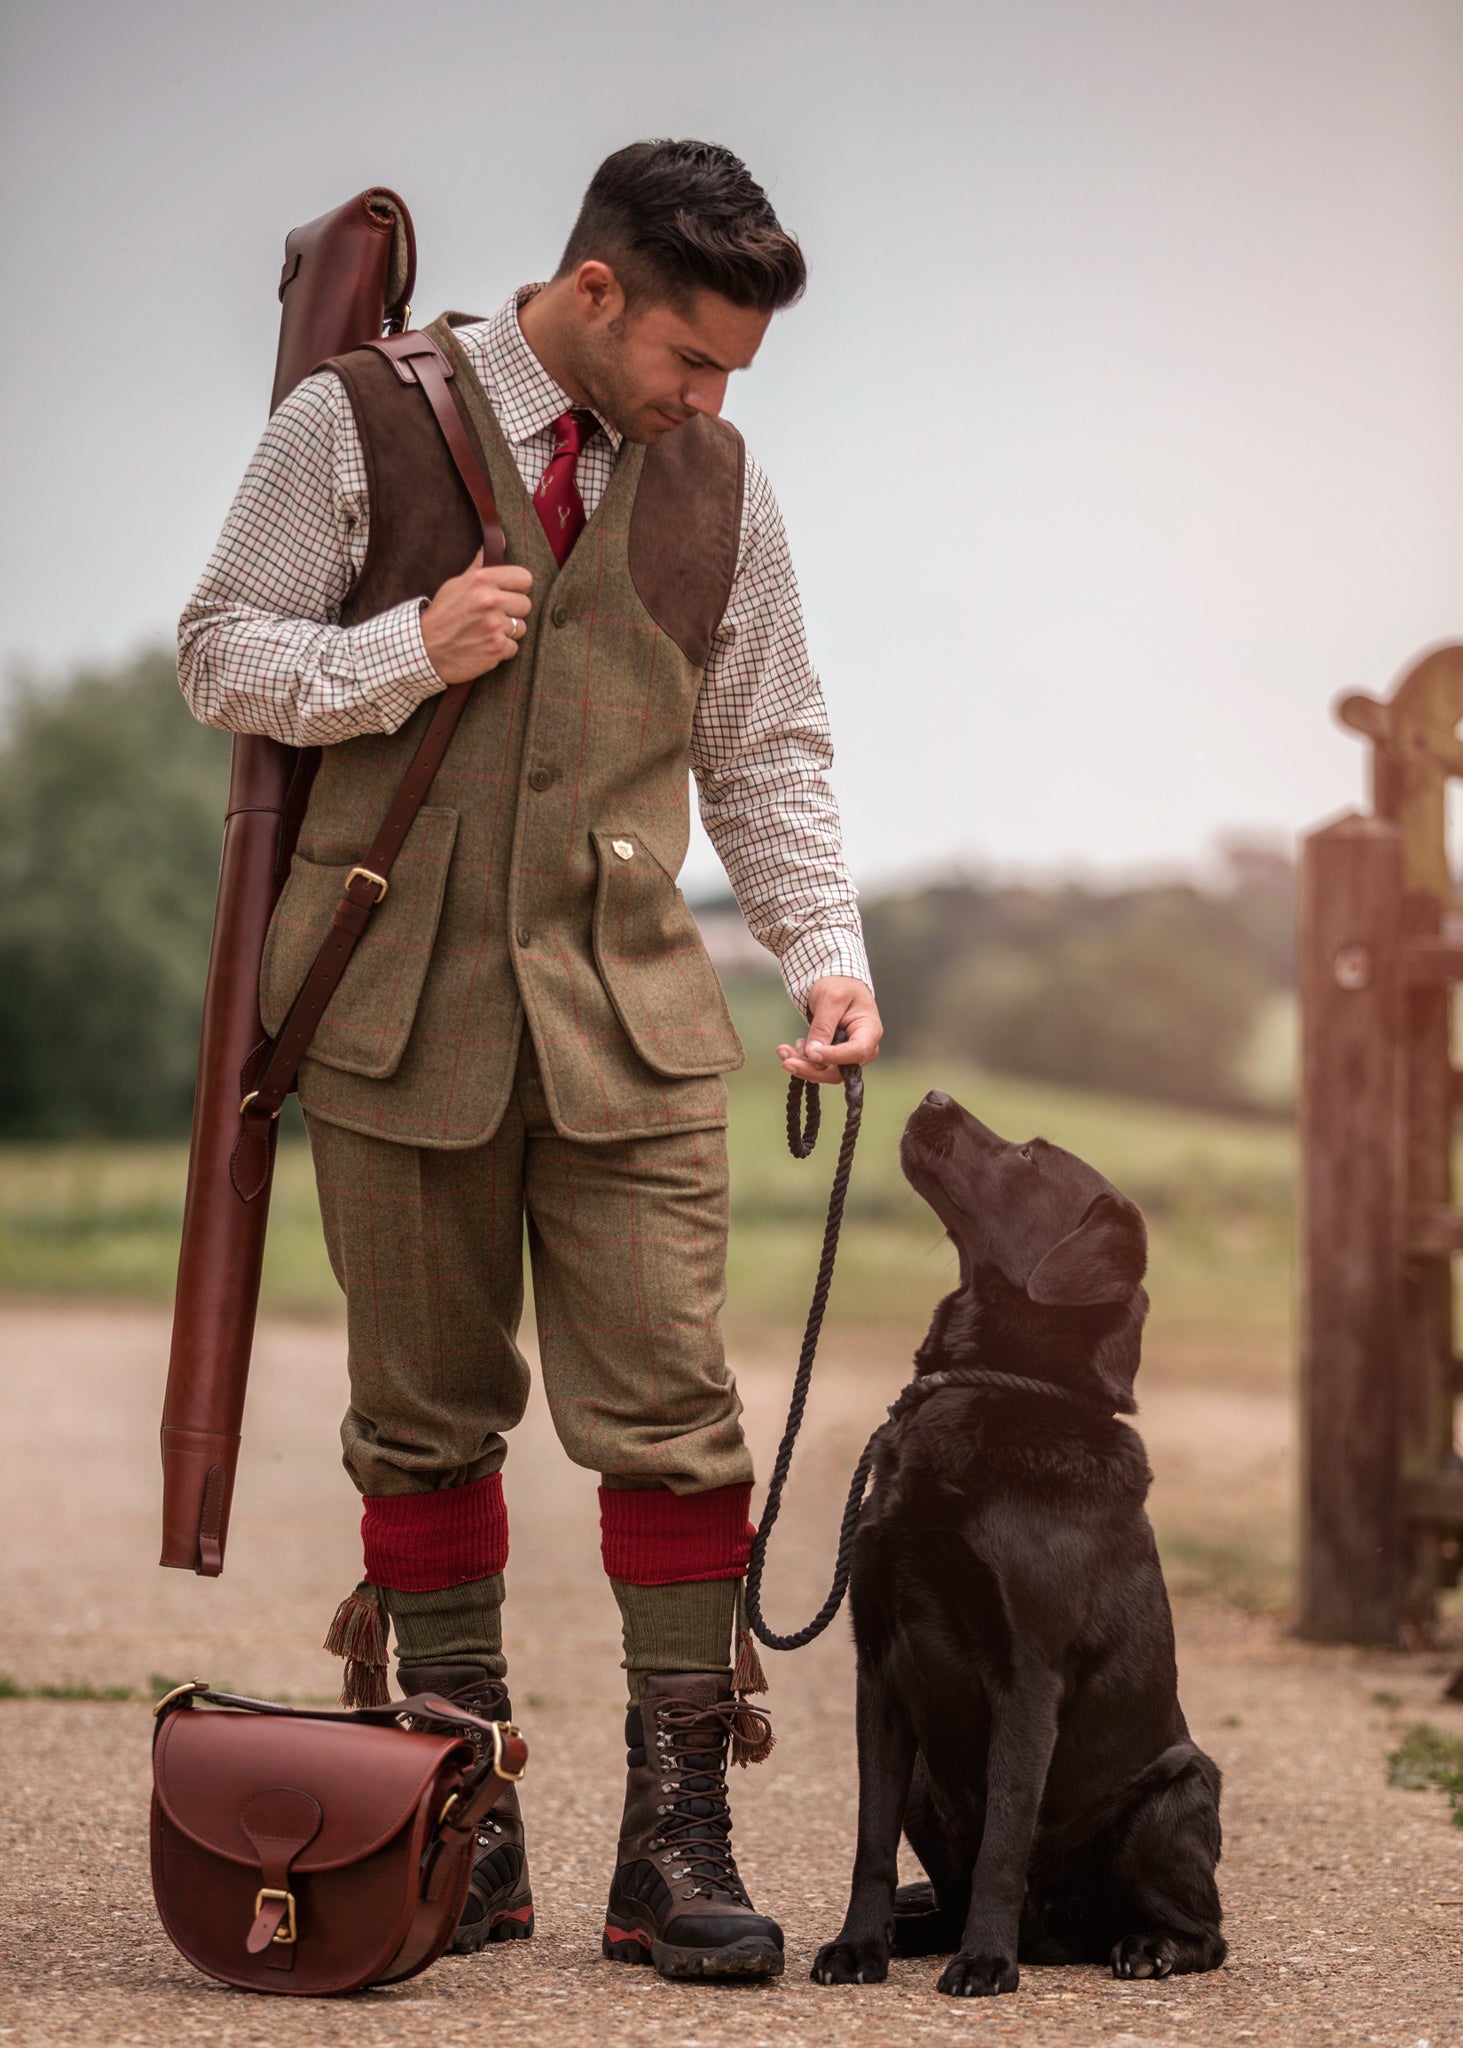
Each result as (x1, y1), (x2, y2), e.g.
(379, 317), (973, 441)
(305, 1041), (754, 1588)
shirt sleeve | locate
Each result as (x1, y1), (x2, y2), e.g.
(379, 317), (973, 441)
(690, 450), (871, 1015)
(176, 372), (446, 748)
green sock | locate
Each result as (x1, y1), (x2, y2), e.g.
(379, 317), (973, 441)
(383, 1572), (507, 1683)
(610, 1577), (738, 1704)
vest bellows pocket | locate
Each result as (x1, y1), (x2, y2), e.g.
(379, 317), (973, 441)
(259, 806), (460, 1081)
(590, 828), (745, 1078)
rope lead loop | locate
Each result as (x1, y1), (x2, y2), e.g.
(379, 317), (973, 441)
(747, 1032), (868, 1653)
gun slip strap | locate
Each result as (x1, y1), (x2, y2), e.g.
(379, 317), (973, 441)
(230, 333), (505, 1202)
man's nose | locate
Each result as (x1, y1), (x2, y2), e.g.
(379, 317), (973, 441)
(684, 372), (728, 418)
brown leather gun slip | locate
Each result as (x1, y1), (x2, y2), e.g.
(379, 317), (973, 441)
(151, 1679), (527, 1993)
(160, 189), (506, 1576)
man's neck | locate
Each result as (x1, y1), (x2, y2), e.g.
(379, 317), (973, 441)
(516, 282), (594, 408)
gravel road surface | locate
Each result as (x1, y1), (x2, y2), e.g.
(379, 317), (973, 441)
(4, 1300), (1462, 2047)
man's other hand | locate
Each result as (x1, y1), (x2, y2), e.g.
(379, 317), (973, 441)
(421, 553), (534, 683)
(777, 977), (883, 1084)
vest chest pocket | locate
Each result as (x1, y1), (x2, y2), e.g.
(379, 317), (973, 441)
(590, 828), (745, 1078)
(259, 805), (459, 1080)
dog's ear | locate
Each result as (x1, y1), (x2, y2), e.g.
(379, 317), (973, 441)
(1025, 1191), (1147, 1307)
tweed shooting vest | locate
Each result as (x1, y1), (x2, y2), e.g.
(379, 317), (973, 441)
(258, 313), (747, 1147)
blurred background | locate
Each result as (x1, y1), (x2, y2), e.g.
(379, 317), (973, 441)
(4, 0), (1463, 1621)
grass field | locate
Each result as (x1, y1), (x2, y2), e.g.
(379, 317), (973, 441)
(0, 977), (1294, 1367)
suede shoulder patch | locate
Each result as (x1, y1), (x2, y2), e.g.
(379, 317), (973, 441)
(628, 414), (745, 669)
(325, 344), (484, 626)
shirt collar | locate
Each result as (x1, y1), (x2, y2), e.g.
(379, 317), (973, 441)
(458, 286), (622, 457)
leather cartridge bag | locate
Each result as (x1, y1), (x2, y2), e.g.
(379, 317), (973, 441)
(160, 190), (415, 1579)
(150, 1682), (526, 1995)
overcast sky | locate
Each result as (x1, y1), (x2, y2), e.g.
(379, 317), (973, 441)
(4, 0), (1461, 895)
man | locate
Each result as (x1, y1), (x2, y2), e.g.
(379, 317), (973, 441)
(179, 139), (881, 1982)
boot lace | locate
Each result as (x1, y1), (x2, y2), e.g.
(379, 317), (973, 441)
(645, 1697), (773, 1904)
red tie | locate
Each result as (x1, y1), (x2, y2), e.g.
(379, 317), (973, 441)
(534, 409), (596, 566)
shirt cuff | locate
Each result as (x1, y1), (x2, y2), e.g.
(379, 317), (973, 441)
(778, 929), (874, 1016)
(338, 599), (446, 733)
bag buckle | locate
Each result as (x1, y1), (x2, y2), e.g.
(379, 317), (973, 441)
(492, 1719), (527, 1782)
(151, 1678), (209, 1718)
(253, 1887), (297, 1945)
(346, 865), (389, 903)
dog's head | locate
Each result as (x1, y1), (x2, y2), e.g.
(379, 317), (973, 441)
(901, 1090), (1148, 1411)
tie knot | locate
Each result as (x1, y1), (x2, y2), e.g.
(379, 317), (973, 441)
(551, 408), (595, 460)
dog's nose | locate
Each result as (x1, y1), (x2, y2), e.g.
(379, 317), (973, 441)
(923, 1090), (953, 1111)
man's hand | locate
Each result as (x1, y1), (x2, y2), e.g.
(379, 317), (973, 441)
(421, 552), (534, 683)
(777, 977), (883, 1084)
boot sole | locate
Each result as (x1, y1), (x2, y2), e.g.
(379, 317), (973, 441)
(448, 1902), (535, 1954)
(602, 1924), (784, 1979)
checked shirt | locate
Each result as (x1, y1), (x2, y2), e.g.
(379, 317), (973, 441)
(178, 286), (870, 1011)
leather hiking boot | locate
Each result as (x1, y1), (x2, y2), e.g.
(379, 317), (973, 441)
(602, 1672), (783, 1979)
(397, 1662), (533, 1951)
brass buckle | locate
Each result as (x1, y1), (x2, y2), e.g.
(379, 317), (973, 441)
(346, 865), (389, 903)
(254, 1887), (297, 1945)
(238, 1089), (282, 1119)
(151, 1678), (209, 1718)
(492, 1720), (527, 1782)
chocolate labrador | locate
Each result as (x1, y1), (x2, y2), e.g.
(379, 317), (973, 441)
(811, 1090), (1226, 1997)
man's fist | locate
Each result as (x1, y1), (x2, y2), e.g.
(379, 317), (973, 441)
(777, 977), (883, 1084)
(421, 553), (534, 683)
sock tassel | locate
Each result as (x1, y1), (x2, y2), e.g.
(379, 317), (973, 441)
(324, 1580), (391, 1708)
(731, 1584), (775, 1767)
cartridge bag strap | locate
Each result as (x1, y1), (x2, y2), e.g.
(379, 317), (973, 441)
(230, 332), (502, 1201)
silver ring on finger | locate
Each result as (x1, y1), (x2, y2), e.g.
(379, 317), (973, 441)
(512, 615), (525, 639)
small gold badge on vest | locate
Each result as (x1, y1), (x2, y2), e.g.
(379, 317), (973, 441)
(612, 839), (635, 861)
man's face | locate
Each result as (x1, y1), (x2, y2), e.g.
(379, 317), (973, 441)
(570, 266), (772, 443)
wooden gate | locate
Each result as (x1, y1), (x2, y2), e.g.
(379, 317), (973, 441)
(1300, 643), (1463, 1642)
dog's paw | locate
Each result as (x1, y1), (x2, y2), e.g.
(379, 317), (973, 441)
(1111, 1933), (1176, 1980)
(937, 1949), (1020, 1997)
(810, 1936), (890, 1986)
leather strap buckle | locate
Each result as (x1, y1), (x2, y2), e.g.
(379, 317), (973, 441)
(346, 865), (389, 903)
(253, 1887), (297, 1945)
(492, 1719), (527, 1781)
(238, 1089), (281, 1119)
(151, 1678), (209, 1718)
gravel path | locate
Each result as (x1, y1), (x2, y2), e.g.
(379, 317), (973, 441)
(4, 1300), (1462, 2047)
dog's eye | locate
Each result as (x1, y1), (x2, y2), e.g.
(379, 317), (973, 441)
(1019, 1144), (1036, 1162)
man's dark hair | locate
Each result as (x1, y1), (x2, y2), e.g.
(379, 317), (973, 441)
(557, 140), (806, 315)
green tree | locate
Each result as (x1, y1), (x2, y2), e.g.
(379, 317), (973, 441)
(864, 858), (1292, 1112)
(0, 651), (230, 1135)
(957, 892), (1266, 1109)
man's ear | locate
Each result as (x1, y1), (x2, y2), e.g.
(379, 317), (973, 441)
(1026, 1192), (1147, 1308)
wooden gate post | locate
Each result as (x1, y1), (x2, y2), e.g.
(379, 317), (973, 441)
(1298, 811), (1408, 1641)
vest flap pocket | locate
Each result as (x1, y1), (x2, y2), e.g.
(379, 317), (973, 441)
(590, 828), (745, 1078)
(259, 805), (459, 1081)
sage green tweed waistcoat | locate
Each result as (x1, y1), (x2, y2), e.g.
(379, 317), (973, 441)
(259, 313), (746, 1147)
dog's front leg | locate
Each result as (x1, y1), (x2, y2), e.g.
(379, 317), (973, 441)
(810, 1655), (916, 1985)
(937, 1667), (1060, 1998)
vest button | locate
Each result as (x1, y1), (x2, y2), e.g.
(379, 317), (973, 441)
(551, 605), (569, 628)
(528, 767), (554, 791)
(516, 927), (532, 948)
